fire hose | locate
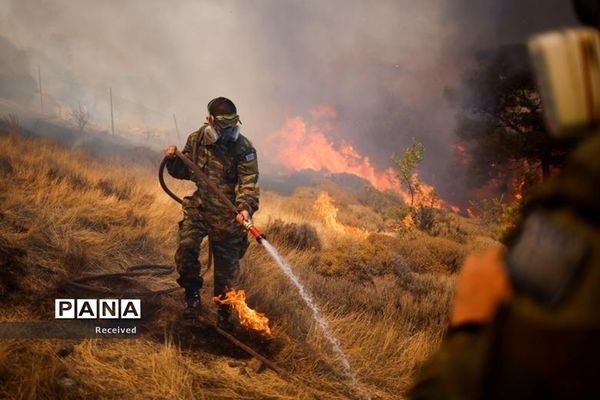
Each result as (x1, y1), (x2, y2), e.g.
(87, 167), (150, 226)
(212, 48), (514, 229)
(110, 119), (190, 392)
(60, 152), (290, 378)
(61, 156), (186, 297)
(158, 156), (215, 271)
(167, 149), (266, 242)
(67, 151), (265, 297)
(61, 152), (321, 381)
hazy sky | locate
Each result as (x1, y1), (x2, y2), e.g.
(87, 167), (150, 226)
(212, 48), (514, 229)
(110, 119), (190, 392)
(0, 0), (578, 197)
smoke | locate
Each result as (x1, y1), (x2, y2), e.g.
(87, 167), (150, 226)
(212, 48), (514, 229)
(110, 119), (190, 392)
(0, 36), (37, 102)
(0, 0), (577, 199)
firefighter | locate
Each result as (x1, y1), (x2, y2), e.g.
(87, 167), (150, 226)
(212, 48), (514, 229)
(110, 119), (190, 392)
(164, 97), (259, 329)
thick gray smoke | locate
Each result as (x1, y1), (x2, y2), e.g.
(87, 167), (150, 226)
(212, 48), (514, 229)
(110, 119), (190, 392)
(0, 0), (577, 199)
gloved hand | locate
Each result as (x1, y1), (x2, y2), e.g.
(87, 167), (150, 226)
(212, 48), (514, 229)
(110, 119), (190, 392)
(164, 145), (177, 158)
(235, 210), (250, 225)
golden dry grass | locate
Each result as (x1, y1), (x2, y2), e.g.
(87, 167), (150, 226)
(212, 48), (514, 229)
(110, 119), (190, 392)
(0, 129), (497, 399)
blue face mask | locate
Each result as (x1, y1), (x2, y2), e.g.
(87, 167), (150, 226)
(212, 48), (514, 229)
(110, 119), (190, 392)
(219, 126), (240, 142)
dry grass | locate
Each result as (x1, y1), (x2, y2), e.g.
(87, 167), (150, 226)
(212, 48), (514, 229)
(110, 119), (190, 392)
(0, 129), (498, 399)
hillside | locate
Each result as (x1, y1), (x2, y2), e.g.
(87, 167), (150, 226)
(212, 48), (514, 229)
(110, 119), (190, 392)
(0, 123), (497, 399)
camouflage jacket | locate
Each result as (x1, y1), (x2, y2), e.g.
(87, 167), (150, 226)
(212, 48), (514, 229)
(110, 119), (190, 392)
(409, 134), (600, 399)
(166, 124), (259, 218)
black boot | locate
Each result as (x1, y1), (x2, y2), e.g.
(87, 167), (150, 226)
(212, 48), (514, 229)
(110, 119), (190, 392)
(216, 304), (234, 331)
(182, 289), (201, 320)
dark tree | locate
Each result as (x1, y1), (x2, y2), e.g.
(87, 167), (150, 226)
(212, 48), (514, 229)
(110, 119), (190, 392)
(455, 44), (569, 191)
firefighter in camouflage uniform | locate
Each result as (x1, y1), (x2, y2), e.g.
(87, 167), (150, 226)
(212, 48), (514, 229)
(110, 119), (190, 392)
(164, 97), (259, 328)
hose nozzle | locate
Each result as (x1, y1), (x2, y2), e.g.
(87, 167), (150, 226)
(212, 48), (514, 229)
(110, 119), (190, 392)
(241, 218), (266, 243)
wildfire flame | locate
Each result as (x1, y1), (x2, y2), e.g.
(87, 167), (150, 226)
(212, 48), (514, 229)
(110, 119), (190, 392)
(402, 214), (415, 229)
(312, 192), (344, 233)
(312, 192), (368, 236)
(213, 289), (271, 336)
(268, 105), (456, 211)
(514, 175), (526, 201)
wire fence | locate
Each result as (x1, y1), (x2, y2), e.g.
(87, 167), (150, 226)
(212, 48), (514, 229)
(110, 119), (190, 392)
(29, 65), (196, 148)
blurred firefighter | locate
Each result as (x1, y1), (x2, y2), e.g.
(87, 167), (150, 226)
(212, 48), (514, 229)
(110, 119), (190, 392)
(164, 97), (259, 329)
(409, 1), (600, 398)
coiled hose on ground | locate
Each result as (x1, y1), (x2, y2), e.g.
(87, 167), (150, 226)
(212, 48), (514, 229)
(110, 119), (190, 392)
(64, 157), (213, 297)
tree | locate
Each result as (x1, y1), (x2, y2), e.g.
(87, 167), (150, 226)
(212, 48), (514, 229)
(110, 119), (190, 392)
(70, 103), (89, 134)
(392, 138), (425, 206)
(455, 44), (569, 191)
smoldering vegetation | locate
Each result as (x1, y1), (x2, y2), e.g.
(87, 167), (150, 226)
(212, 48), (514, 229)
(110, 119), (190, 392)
(0, 123), (498, 399)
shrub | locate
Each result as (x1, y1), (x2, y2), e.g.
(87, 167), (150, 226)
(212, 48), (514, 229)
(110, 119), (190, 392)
(496, 200), (522, 241)
(315, 235), (398, 281)
(264, 218), (321, 251)
(336, 203), (385, 231)
(420, 236), (467, 273)
(413, 206), (437, 232)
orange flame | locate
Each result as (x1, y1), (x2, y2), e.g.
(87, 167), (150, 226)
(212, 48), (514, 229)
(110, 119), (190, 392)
(453, 142), (470, 168)
(268, 105), (457, 211)
(213, 289), (271, 336)
(312, 192), (345, 233)
(312, 192), (367, 236)
(514, 175), (526, 201)
(269, 110), (400, 194)
(402, 214), (415, 229)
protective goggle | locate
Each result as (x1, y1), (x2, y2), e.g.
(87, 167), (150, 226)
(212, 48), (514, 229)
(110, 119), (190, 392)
(210, 113), (242, 129)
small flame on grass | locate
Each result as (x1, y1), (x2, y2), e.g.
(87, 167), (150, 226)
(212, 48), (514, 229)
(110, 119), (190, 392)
(214, 289), (272, 335)
(312, 192), (368, 236)
(514, 175), (526, 201)
(402, 214), (415, 229)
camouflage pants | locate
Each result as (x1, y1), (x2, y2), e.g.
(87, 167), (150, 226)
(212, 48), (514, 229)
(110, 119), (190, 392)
(174, 198), (249, 296)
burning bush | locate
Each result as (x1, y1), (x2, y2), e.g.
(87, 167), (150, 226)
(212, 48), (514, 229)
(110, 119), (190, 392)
(412, 206), (437, 232)
(264, 218), (321, 251)
(496, 200), (523, 241)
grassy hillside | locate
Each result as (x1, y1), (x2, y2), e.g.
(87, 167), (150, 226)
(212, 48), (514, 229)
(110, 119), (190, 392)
(0, 124), (497, 399)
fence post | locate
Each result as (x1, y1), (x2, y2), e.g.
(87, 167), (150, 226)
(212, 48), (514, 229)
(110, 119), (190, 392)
(37, 65), (43, 113)
(110, 87), (115, 135)
(173, 113), (181, 142)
